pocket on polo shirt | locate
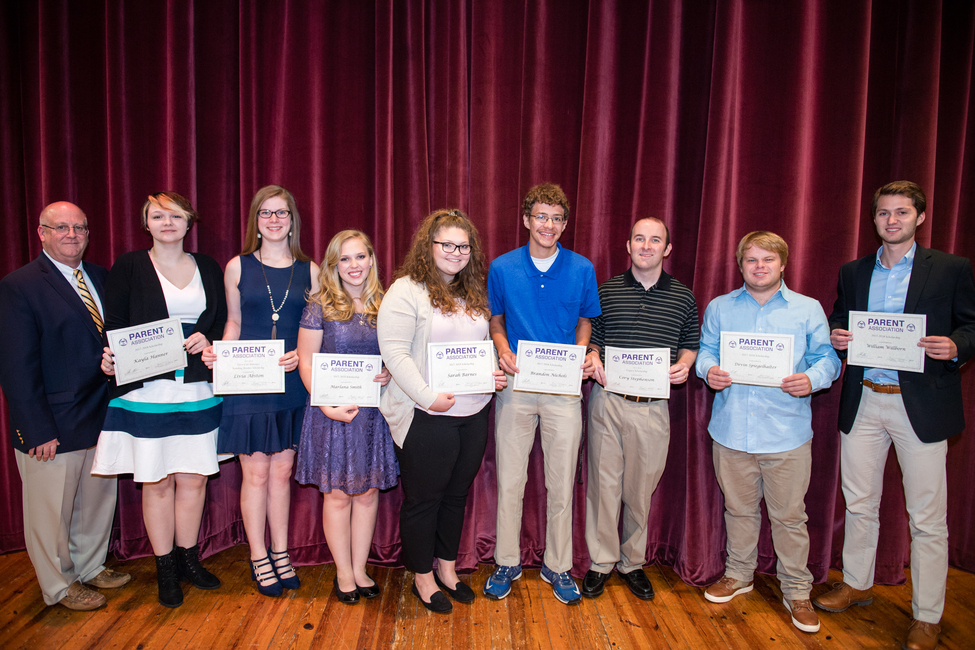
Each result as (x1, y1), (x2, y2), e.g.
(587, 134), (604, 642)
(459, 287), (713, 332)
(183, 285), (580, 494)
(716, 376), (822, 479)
(542, 297), (581, 333)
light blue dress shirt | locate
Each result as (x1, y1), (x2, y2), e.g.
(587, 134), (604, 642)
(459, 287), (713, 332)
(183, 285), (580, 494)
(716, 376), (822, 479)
(696, 282), (841, 454)
(863, 243), (915, 386)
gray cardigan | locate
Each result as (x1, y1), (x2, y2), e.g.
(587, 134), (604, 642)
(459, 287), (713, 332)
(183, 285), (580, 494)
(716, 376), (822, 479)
(377, 278), (439, 447)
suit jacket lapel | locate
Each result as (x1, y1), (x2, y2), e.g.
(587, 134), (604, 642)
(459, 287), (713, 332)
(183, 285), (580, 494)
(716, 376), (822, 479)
(38, 255), (103, 342)
(905, 246), (933, 314)
(855, 256), (873, 310)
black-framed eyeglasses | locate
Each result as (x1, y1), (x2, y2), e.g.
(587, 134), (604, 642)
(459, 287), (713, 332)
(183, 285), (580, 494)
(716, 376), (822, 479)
(433, 241), (472, 255)
(530, 213), (565, 225)
(257, 209), (292, 219)
(41, 224), (89, 235)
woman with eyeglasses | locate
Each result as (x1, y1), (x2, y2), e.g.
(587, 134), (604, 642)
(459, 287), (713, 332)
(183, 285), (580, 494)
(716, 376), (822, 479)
(296, 230), (397, 605)
(201, 186), (318, 597)
(93, 192), (226, 608)
(377, 209), (505, 613)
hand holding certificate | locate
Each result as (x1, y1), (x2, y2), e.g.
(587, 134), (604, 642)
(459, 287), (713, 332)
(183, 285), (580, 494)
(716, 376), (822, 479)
(513, 341), (586, 396)
(212, 340), (286, 395)
(719, 332), (794, 387)
(847, 311), (926, 372)
(107, 317), (188, 386)
(604, 346), (671, 399)
(428, 341), (497, 394)
(310, 353), (382, 407)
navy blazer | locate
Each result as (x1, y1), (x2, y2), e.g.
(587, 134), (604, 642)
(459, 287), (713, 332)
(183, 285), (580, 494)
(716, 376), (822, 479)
(0, 254), (111, 453)
(829, 245), (975, 443)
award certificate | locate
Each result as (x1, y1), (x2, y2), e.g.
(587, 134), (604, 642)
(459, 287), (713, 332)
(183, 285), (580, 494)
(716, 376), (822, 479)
(720, 331), (794, 387)
(427, 341), (496, 395)
(604, 346), (671, 399)
(513, 341), (586, 396)
(212, 340), (285, 395)
(107, 317), (188, 386)
(847, 311), (926, 373)
(310, 353), (382, 407)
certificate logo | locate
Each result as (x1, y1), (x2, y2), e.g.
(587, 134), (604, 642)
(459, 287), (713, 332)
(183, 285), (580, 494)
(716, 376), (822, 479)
(267, 348), (276, 356)
(221, 349), (230, 357)
(612, 355), (620, 363)
(569, 353), (577, 361)
(776, 343), (785, 352)
(907, 323), (916, 332)
(166, 327), (175, 336)
(319, 362), (329, 371)
(655, 356), (663, 364)
(525, 349), (534, 358)
(436, 351), (444, 360)
(119, 339), (128, 347)
(365, 363), (374, 372)
(728, 340), (737, 349)
(478, 349), (487, 357)
(857, 320), (866, 329)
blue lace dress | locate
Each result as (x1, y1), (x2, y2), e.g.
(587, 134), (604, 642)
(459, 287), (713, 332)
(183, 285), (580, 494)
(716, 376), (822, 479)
(294, 305), (399, 494)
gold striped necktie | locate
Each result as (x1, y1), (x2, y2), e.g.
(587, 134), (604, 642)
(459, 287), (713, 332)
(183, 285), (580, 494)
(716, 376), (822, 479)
(74, 269), (104, 334)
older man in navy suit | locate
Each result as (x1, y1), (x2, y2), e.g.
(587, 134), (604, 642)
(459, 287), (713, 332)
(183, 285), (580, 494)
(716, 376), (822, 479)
(814, 181), (975, 650)
(0, 202), (130, 610)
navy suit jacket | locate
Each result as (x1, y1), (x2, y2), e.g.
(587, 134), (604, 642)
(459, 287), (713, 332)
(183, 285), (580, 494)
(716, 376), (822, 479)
(829, 245), (975, 443)
(0, 254), (111, 453)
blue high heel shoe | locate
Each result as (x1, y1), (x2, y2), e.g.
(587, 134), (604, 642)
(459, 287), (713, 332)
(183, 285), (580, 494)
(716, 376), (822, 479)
(269, 548), (300, 590)
(250, 556), (283, 597)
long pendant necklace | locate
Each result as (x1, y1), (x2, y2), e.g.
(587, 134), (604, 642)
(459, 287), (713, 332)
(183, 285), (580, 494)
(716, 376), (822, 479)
(258, 251), (296, 339)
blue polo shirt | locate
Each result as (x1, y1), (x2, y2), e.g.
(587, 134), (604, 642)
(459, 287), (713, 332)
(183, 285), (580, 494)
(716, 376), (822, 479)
(488, 243), (601, 353)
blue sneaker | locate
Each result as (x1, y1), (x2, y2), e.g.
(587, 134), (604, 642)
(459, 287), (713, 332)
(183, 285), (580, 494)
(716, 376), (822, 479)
(540, 565), (581, 605)
(483, 565), (522, 600)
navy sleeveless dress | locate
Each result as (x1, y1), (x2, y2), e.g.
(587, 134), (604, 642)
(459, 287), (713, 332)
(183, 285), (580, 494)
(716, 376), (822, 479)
(216, 254), (311, 454)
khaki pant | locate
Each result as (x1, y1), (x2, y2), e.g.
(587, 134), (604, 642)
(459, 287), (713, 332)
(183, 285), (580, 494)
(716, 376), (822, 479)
(712, 439), (813, 600)
(16, 447), (118, 605)
(585, 384), (670, 573)
(493, 380), (582, 572)
(841, 389), (948, 623)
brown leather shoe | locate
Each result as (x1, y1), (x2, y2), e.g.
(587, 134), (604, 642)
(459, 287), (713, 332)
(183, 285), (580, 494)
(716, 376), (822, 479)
(85, 568), (132, 589)
(813, 581), (873, 612)
(704, 575), (753, 603)
(903, 620), (940, 650)
(59, 582), (106, 611)
(783, 597), (821, 633)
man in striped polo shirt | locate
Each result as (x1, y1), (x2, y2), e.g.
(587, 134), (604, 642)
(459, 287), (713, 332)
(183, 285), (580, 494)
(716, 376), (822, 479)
(581, 217), (699, 600)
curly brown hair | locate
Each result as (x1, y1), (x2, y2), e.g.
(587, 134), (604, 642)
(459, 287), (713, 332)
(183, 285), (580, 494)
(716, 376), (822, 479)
(394, 209), (490, 318)
(521, 183), (570, 220)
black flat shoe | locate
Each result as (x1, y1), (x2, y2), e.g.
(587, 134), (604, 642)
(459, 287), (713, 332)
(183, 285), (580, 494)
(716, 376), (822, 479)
(434, 572), (475, 603)
(619, 568), (655, 600)
(411, 582), (452, 613)
(356, 577), (381, 599)
(581, 570), (611, 598)
(333, 577), (360, 604)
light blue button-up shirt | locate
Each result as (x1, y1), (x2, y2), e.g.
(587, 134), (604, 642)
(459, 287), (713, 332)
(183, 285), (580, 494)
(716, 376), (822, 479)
(863, 243), (916, 386)
(696, 282), (841, 454)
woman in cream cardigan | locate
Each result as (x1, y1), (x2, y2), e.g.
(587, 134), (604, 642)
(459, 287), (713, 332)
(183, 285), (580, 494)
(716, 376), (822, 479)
(378, 209), (505, 614)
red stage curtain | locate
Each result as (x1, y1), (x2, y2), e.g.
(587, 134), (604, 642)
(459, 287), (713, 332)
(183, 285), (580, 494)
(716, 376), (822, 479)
(1, 0), (973, 587)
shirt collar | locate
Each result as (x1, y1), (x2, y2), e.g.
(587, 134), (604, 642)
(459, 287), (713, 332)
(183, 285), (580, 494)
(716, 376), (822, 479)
(623, 267), (672, 291)
(522, 242), (563, 277)
(44, 250), (84, 275)
(875, 241), (917, 270)
(731, 280), (792, 305)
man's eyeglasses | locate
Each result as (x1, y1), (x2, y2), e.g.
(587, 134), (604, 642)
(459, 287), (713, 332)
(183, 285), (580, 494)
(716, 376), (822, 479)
(530, 214), (565, 225)
(41, 224), (89, 235)
(433, 241), (472, 255)
(258, 209), (292, 219)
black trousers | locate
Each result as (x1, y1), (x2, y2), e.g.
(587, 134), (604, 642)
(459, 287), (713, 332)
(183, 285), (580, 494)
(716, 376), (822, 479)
(395, 405), (489, 573)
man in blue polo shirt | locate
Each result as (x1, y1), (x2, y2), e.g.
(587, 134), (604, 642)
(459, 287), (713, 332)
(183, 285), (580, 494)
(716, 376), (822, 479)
(484, 183), (601, 605)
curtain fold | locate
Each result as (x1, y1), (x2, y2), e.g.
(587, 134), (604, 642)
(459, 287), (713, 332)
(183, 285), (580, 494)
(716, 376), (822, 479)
(1, 0), (973, 588)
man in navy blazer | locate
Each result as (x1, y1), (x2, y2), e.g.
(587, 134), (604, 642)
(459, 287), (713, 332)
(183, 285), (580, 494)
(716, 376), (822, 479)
(814, 182), (975, 650)
(0, 202), (131, 610)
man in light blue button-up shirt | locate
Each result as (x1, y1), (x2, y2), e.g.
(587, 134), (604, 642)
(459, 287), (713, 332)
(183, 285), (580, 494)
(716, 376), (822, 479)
(695, 231), (840, 635)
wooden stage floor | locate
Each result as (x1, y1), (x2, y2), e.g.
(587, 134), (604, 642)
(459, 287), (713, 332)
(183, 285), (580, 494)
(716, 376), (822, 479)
(1, 544), (972, 649)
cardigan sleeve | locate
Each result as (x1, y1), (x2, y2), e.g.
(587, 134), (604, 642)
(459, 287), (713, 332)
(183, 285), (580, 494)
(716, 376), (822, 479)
(377, 278), (439, 410)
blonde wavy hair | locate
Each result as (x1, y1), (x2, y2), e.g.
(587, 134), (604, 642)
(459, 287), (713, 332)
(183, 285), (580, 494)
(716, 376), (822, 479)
(307, 230), (384, 326)
(394, 209), (489, 318)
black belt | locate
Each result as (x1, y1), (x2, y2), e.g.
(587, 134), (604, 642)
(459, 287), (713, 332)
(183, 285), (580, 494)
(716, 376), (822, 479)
(609, 392), (660, 403)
